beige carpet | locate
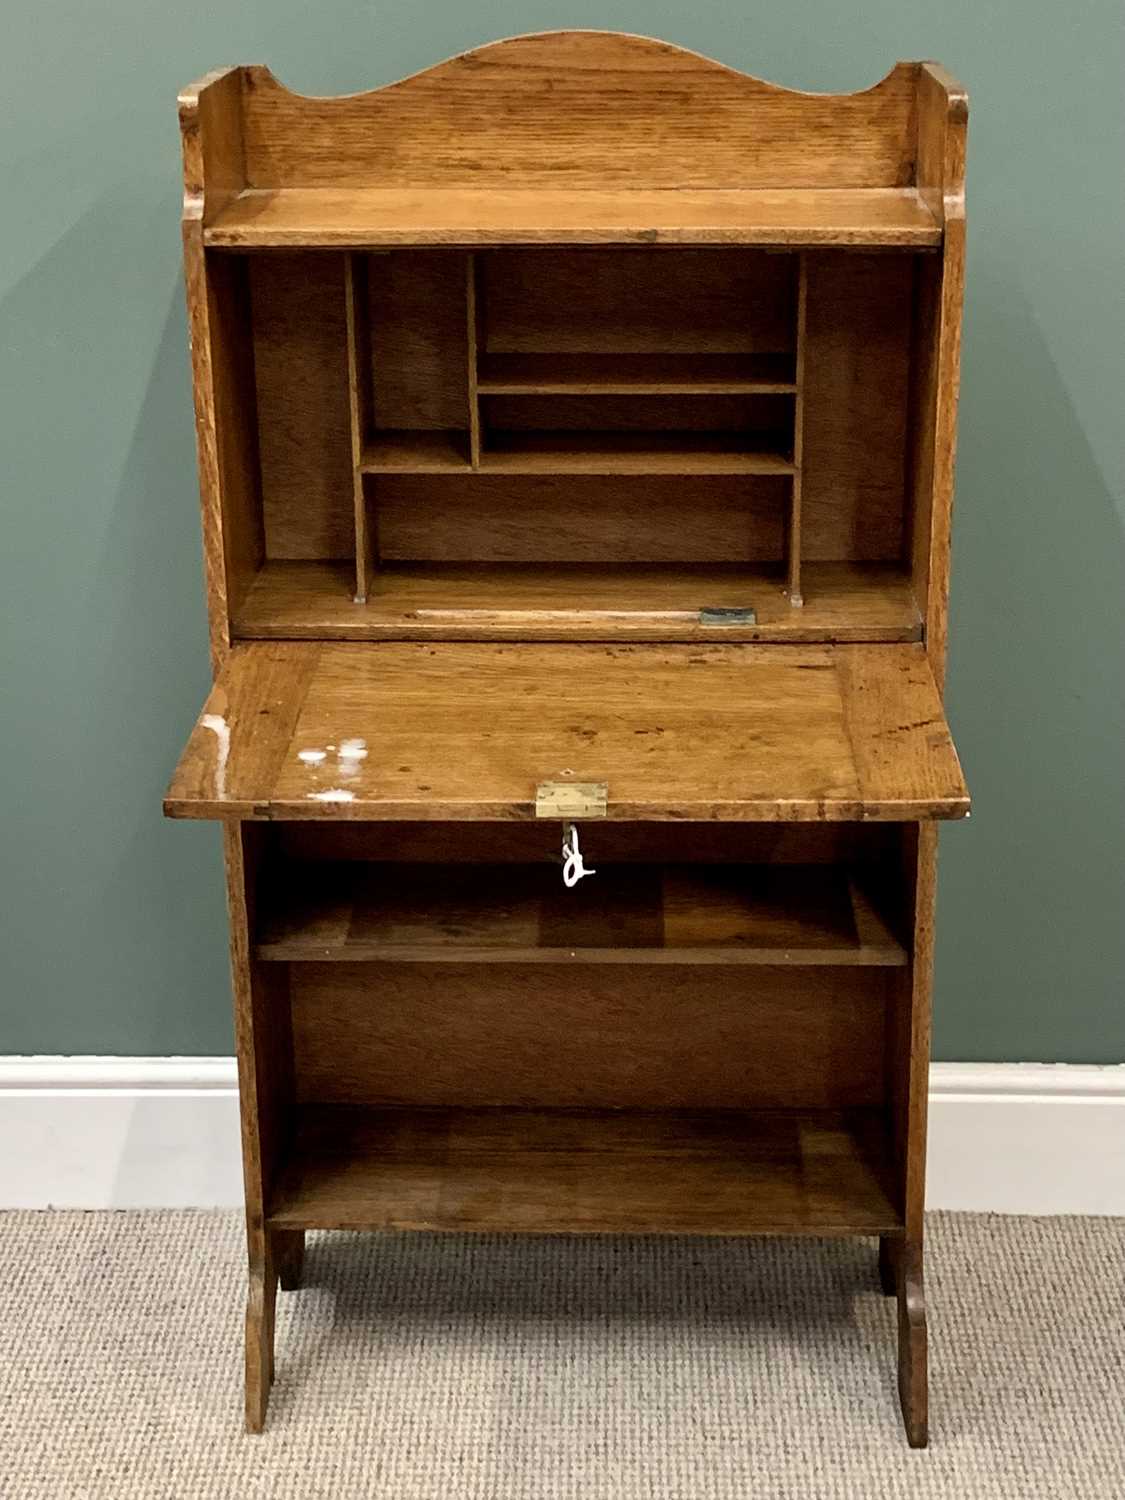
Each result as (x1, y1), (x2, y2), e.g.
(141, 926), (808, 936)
(1, 1212), (1122, 1498)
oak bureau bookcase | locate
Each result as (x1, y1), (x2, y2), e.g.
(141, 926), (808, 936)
(165, 32), (969, 1444)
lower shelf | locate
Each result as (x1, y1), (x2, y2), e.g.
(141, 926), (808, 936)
(267, 1106), (902, 1235)
(256, 862), (906, 966)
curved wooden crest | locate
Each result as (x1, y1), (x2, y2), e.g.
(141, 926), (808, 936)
(224, 32), (922, 190)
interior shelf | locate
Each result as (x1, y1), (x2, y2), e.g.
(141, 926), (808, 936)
(231, 561), (923, 643)
(476, 352), (798, 395)
(203, 186), (942, 250)
(361, 430), (470, 473)
(362, 430), (794, 476)
(223, 243), (941, 634)
(480, 431), (795, 475)
(266, 1105), (903, 1234)
(255, 862), (906, 966)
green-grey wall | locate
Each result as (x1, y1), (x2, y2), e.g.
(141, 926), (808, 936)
(2, 2), (1122, 1060)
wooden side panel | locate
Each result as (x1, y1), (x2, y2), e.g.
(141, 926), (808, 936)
(801, 253), (914, 561)
(885, 825), (938, 1240)
(904, 827), (938, 1240)
(236, 38), (919, 190)
(376, 474), (787, 563)
(179, 69), (254, 668)
(483, 249), (797, 354)
(909, 64), (968, 686)
(290, 962), (891, 1108)
(226, 824), (296, 1217)
(208, 259), (265, 620)
(915, 64), (968, 227)
(224, 822), (296, 1431)
(250, 255), (353, 560)
(178, 67), (246, 225)
(906, 257), (941, 632)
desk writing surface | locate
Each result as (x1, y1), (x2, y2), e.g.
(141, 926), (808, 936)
(164, 642), (969, 822)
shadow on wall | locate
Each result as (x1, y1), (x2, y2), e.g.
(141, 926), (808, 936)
(0, 186), (229, 1055)
(90, 285), (232, 1051)
(936, 268), (1125, 1061)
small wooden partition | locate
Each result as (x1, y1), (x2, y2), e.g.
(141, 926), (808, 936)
(168, 33), (969, 1445)
(349, 247), (806, 604)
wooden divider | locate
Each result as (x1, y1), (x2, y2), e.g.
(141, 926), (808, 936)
(344, 254), (374, 602)
(788, 253), (809, 607)
(466, 254), (483, 468)
(348, 248), (814, 614)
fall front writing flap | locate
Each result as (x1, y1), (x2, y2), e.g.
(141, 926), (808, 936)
(163, 641), (969, 823)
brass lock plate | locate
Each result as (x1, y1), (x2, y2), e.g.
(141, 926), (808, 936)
(534, 781), (608, 819)
(698, 605), (757, 626)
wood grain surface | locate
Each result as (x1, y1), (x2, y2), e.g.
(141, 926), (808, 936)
(249, 255), (353, 560)
(164, 641), (968, 821)
(206, 186), (940, 249)
(481, 249), (797, 355)
(910, 63), (968, 690)
(476, 352), (797, 394)
(273, 821), (896, 866)
(256, 861), (905, 965)
(173, 40), (969, 1443)
(801, 253), (914, 561)
(370, 477), (791, 566)
(288, 961), (892, 1109)
(267, 1105), (902, 1233)
(231, 36), (922, 192)
(231, 562), (921, 642)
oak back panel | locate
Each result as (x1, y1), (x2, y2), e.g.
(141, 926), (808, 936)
(290, 961), (891, 1108)
(235, 34), (920, 191)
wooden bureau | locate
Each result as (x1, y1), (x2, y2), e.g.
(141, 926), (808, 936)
(166, 33), (969, 1444)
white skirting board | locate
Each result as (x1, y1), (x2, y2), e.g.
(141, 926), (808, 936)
(1, 1058), (1122, 1214)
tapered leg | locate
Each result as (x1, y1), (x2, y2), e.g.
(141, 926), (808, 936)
(878, 1234), (898, 1296)
(245, 1237), (277, 1433)
(273, 1229), (305, 1291)
(896, 1238), (928, 1448)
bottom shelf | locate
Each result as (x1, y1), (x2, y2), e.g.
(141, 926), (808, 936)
(268, 1106), (902, 1236)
